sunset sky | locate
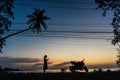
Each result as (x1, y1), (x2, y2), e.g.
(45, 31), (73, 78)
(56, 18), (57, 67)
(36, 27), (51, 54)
(0, 0), (118, 71)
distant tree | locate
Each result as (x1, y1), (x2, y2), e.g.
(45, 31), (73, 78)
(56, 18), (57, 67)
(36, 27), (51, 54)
(116, 46), (120, 67)
(0, 0), (14, 53)
(93, 69), (97, 72)
(61, 68), (66, 73)
(95, 0), (120, 45)
(95, 0), (120, 68)
(0, 0), (50, 53)
(106, 69), (111, 72)
(0, 66), (2, 73)
(98, 68), (103, 72)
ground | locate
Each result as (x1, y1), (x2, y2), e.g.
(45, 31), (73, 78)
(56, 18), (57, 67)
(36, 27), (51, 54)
(0, 71), (120, 80)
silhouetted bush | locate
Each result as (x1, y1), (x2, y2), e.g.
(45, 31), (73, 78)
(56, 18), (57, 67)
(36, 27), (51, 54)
(98, 68), (102, 72)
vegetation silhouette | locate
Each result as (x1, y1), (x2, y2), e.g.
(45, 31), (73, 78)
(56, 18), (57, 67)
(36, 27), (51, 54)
(0, 0), (50, 53)
(0, 0), (14, 53)
(116, 46), (120, 67)
(43, 55), (49, 73)
(61, 68), (66, 73)
(106, 69), (111, 72)
(69, 59), (88, 72)
(27, 8), (50, 33)
(95, 0), (120, 69)
(98, 68), (102, 72)
(0, 66), (19, 73)
(95, 0), (120, 45)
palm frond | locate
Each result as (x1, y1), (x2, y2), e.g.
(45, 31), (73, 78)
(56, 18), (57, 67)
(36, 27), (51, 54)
(41, 20), (48, 30)
(27, 15), (34, 18)
(28, 23), (35, 28)
(27, 18), (36, 24)
(42, 16), (50, 20)
(40, 9), (45, 13)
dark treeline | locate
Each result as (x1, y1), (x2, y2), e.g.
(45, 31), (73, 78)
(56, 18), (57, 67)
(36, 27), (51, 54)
(0, 66), (20, 73)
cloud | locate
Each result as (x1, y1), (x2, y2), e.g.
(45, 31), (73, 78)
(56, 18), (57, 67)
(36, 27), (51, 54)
(0, 57), (40, 63)
(0, 57), (40, 69)
(31, 61), (71, 70)
(32, 61), (53, 67)
(33, 63), (43, 66)
(49, 61), (117, 70)
(49, 61), (70, 69)
(52, 61), (70, 67)
(0, 57), (117, 71)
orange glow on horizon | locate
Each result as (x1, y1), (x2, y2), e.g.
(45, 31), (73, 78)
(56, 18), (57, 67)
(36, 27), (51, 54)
(49, 59), (65, 65)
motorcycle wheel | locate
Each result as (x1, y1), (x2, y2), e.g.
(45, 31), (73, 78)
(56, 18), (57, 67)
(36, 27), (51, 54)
(83, 66), (88, 72)
(69, 66), (76, 73)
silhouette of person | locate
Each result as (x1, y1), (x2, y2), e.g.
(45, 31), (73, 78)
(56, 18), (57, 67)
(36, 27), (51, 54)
(43, 55), (49, 73)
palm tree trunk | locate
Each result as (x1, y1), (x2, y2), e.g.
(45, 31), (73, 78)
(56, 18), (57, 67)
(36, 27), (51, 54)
(0, 27), (32, 40)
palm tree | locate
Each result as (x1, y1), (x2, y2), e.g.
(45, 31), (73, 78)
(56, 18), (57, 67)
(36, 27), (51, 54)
(27, 8), (50, 33)
(1, 8), (50, 40)
(0, 8), (50, 53)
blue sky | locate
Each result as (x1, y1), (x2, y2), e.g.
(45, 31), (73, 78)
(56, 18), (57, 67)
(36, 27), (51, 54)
(0, 0), (118, 71)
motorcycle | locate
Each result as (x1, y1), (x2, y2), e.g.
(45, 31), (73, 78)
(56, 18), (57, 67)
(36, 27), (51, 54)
(69, 59), (88, 72)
